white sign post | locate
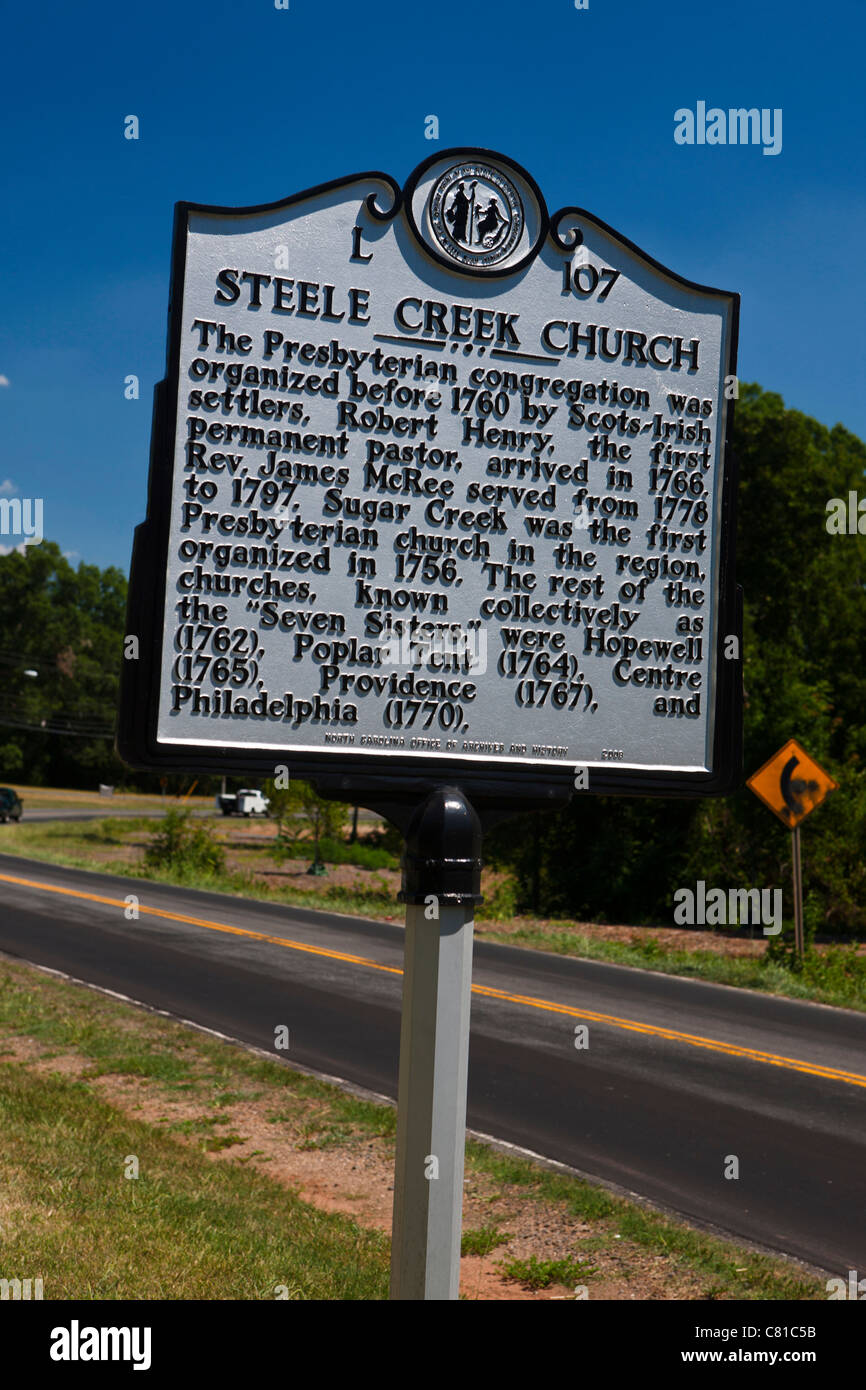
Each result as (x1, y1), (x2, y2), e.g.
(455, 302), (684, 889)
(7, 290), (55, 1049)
(390, 786), (480, 1300)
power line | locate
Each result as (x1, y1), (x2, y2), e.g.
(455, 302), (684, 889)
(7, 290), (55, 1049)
(0, 715), (115, 740)
(0, 697), (113, 731)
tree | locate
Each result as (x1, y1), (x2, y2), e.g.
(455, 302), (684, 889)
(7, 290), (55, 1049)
(0, 542), (127, 786)
(261, 776), (350, 872)
(487, 384), (866, 937)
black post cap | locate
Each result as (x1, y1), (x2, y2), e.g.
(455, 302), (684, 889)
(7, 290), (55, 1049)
(399, 784), (483, 907)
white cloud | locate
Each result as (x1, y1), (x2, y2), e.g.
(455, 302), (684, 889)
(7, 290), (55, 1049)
(62, 550), (81, 562)
(0, 375), (9, 388)
(0, 479), (17, 496)
(0, 542), (28, 556)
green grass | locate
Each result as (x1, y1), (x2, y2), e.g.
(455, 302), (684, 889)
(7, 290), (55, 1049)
(500, 1254), (598, 1289)
(0, 959), (825, 1302)
(481, 925), (866, 1012)
(0, 961), (394, 1299)
(0, 1065), (389, 1299)
(0, 961), (396, 1140)
(278, 835), (399, 871)
(461, 1224), (511, 1257)
(2, 817), (155, 854)
(0, 819), (399, 917)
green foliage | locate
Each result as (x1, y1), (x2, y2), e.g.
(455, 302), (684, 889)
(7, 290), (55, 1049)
(144, 809), (225, 876)
(476, 875), (518, 920)
(267, 832), (396, 870)
(460, 1224), (511, 1257)
(0, 740), (24, 776)
(499, 1253), (597, 1289)
(259, 777), (295, 828)
(0, 541), (127, 787)
(363, 821), (404, 856)
(311, 836), (397, 870)
(488, 384), (866, 941)
(799, 942), (866, 995)
(262, 777), (351, 862)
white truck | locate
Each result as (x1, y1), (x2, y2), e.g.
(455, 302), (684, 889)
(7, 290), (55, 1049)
(215, 788), (270, 817)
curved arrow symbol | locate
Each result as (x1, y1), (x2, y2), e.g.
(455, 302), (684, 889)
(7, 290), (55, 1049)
(780, 755), (803, 820)
(780, 755), (820, 824)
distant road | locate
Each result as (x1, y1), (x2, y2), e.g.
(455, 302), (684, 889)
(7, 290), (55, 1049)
(0, 851), (863, 1275)
(13, 806), (381, 825)
(15, 807), (210, 823)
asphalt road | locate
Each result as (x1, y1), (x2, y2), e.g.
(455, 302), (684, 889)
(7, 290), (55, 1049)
(0, 851), (863, 1275)
(14, 807), (211, 822)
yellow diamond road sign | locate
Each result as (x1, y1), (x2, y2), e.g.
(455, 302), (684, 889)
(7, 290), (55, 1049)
(747, 739), (838, 828)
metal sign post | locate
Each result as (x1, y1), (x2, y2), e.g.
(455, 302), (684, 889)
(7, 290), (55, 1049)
(390, 787), (481, 1300)
(791, 823), (804, 960)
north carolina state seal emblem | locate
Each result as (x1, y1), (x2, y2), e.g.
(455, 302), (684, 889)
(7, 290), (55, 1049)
(428, 162), (524, 268)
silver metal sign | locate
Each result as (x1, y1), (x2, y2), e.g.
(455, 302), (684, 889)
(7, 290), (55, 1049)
(120, 148), (740, 799)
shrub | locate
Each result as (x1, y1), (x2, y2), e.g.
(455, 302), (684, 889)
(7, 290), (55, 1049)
(476, 875), (518, 921)
(273, 835), (397, 871)
(144, 809), (225, 875)
(262, 778), (350, 862)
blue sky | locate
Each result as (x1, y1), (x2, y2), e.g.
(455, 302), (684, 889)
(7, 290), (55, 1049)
(1, 0), (863, 572)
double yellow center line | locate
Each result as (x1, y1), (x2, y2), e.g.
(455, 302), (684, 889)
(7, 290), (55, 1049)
(2, 869), (864, 1090)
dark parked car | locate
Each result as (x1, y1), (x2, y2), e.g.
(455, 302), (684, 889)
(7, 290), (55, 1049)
(0, 788), (22, 822)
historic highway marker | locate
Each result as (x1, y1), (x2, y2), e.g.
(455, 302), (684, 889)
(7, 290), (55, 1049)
(119, 149), (742, 1301)
(119, 148), (741, 805)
